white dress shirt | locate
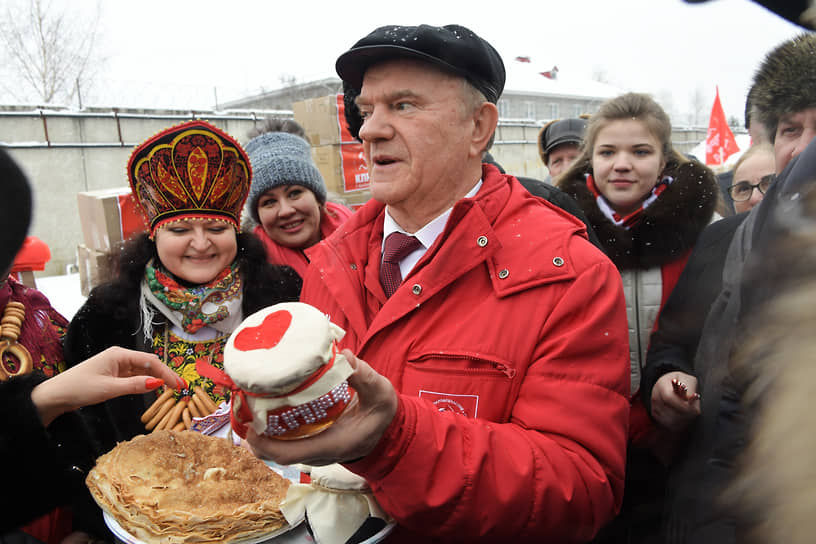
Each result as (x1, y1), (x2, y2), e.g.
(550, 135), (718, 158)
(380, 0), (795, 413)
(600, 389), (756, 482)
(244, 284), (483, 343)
(381, 180), (482, 279)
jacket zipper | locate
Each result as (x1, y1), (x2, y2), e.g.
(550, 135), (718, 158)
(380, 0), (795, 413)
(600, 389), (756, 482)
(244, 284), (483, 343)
(412, 353), (517, 379)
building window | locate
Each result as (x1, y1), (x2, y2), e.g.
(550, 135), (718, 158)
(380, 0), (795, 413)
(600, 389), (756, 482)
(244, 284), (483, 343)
(573, 104), (583, 118)
(525, 101), (536, 120)
(498, 100), (510, 119)
(548, 103), (559, 120)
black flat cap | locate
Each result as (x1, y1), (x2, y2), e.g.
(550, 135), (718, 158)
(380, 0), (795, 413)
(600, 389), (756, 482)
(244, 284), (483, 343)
(335, 24), (506, 104)
(540, 118), (588, 154)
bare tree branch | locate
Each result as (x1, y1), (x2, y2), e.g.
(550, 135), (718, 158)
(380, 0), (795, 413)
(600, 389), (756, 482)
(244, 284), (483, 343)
(0, 0), (104, 105)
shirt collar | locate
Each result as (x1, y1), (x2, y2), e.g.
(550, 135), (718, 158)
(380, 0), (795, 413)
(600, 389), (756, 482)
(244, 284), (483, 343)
(382, 180), (482, 251)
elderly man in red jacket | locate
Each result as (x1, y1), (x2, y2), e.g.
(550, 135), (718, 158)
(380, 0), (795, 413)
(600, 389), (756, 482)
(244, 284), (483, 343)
(247, 24), (630, 543)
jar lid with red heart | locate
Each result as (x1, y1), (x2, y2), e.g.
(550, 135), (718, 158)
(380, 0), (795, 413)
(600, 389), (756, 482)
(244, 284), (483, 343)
(224, 302), (355, 440)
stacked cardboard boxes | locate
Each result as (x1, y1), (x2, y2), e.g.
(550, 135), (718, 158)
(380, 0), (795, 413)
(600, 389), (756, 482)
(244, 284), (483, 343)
(76, 188), (145, 295)
(75, 245), (114, 297)
(293, 94), (372, 210)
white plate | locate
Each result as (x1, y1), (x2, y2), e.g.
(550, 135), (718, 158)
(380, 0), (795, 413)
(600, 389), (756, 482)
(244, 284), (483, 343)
(104, 511), (307, 544)
(350, 520), (396, 544)
(105, 511), (395, 543)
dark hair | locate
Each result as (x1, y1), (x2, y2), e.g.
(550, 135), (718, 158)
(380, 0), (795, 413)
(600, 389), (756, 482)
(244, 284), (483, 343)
(248, 117), (307, 140)
(343, 80), (363, 142)
(744, 85), (755, 131)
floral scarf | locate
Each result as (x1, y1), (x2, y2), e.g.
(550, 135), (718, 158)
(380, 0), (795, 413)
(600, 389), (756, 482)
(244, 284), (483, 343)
(141, 260), (243, 335)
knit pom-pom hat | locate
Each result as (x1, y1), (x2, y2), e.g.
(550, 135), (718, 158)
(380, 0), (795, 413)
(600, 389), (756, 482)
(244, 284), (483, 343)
(245, 132), (327, 224)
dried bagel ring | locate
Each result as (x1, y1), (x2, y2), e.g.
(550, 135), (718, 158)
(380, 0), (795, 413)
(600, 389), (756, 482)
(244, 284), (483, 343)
(145, 397), (175, 431)
(156, 399), (186, 432)
(0, 340), (33, 380)
(190, 392), (211, 416)
(1, 315), (23, 330)
(3, 310), (25, 322)
(194, 386), (218, 413)
(182, 407), (192, 429)
(141, 389), (174, 423)
(187, 397), (203, 418)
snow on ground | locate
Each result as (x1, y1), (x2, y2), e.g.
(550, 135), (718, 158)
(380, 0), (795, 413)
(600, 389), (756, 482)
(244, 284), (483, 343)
(36, 273), (86, 321)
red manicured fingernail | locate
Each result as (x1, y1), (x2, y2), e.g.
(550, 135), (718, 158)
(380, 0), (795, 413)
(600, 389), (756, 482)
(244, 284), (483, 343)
(176, 377), (187, 390)
(145, 378), (164, 390)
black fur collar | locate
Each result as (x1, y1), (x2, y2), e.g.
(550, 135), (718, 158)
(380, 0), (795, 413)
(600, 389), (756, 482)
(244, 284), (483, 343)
(559, 159), (718, 270)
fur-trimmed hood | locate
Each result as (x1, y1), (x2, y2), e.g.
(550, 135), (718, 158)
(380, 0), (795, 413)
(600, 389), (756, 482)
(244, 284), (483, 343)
(752, 33), (816, 138)
(558, 159), (718, 270)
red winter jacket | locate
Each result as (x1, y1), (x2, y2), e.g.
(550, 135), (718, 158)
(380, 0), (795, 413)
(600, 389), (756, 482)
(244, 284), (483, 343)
(301, 165), (630, 543)
(254, 200), (353, 278)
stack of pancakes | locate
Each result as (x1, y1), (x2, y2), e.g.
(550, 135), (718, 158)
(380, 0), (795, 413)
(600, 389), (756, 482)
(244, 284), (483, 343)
(86, 430), (290, 543)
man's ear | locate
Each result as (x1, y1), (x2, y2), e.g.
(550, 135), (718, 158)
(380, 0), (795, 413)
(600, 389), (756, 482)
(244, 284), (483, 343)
(469, 102), (499, 158)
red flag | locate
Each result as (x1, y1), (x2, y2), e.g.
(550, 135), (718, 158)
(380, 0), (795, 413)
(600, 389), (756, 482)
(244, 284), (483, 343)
(540, 66), (559, 79)
(515, 56), (531, 63)
(705, 87), (740, 165)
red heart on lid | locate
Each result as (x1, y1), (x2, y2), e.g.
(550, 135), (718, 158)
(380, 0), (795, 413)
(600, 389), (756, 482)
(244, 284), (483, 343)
(234, 310), (293, 351)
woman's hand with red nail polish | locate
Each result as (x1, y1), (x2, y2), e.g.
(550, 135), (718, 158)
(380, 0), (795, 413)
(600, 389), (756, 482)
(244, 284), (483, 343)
(145, 378), (165, 390)
(31, 347), (179, 425)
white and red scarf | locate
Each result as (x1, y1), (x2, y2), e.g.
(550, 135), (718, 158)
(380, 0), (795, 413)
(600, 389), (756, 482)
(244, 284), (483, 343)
(586, 173), (674, 229)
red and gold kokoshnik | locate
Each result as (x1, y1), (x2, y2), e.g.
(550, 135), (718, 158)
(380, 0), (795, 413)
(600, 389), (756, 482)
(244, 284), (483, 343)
(127, 120), (252, 236)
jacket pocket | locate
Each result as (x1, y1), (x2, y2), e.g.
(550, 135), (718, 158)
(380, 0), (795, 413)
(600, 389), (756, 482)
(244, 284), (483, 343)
(402, 351), (517, 422)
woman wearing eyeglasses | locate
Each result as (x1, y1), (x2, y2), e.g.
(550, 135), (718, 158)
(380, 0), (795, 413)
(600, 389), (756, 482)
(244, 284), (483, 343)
(727, 143), (775, 214)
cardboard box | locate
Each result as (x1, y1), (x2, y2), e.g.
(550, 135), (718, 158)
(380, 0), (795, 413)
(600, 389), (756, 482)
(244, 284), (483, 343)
(337, 190), (372, 211)
(77, 188), (145, 252)
(76, 244), (114, 296)
(293, 95), (351, 146)
(311, 143), (369, 194)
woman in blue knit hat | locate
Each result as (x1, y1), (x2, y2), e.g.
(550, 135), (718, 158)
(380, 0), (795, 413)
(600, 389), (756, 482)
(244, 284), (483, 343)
(245, 118), (352, 279)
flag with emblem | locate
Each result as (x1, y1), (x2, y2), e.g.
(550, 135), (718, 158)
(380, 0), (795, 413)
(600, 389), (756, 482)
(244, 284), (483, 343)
(705, 87), (740, 165)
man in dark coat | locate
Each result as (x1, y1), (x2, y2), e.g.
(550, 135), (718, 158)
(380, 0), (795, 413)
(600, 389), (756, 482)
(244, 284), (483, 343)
(642, 32), (816, 544)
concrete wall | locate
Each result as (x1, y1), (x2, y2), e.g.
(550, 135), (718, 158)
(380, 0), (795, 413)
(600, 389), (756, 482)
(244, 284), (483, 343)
(1, 106), (290, 276)
(490, 121), (548, 180)
(1, 104), (709, 277)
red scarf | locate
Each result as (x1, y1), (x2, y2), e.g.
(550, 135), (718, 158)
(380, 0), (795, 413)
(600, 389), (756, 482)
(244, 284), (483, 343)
(253, 201), (353, 277)
(586, 173), (673, 229)
(0, 276), (68, 374)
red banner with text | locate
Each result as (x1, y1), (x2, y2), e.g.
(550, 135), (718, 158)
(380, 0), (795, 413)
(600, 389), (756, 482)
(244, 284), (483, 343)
(335, 94), (369, 192)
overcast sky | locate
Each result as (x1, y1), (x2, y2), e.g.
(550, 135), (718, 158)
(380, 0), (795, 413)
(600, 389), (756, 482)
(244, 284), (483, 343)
(9, 0), (808, 125)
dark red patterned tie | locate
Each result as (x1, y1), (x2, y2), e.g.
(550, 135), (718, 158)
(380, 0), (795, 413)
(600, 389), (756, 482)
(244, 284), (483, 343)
(380, 232), (422, 298)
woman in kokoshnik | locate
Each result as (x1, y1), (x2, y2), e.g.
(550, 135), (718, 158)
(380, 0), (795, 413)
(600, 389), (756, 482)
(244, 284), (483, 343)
(64, 120), (301, 455)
